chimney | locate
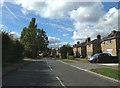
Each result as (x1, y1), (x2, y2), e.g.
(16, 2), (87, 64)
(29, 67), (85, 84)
(97, 35), (101, 39)
(77, 41), (80, 44)
(75, 44), (77, 46)
(86, 37), (91, 43)
(112, 30), (116, 35)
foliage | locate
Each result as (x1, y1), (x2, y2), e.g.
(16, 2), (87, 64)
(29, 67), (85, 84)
(67, 55), (74, 60)
(76, 58), (88, 63)
(59, 44), (73, 59)
(94, 49), (102, 54)
(20, 18), (49, 58)
(2, 32), (24, 63)
(90, 68), (118, 80)
(59, 59), (75, 63)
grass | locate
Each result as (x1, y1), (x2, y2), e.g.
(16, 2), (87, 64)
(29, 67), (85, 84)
(59, 59), (75, 63)
(90, 68), (119, 80)
(76, 58), (89, 63)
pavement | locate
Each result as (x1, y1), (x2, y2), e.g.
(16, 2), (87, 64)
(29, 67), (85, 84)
(65, 60), (118, 70)
(2, 58), (119, 87)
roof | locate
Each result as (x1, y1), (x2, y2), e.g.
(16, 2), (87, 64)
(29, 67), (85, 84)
(87, 39), (101, 45)
(102, 31), (120, 41)
(73, 41), (87, 48)
(77, 41), (87, 47)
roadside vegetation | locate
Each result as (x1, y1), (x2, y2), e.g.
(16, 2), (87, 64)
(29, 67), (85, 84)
(2, 32), (24, 66)
(2, 18), (49, 67)
(59, 59), (75, 63)
(90, 68), (119, 80)
(75, 58), (88, 63)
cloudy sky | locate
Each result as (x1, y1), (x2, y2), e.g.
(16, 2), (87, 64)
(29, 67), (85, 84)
(0, 0), (119, 49)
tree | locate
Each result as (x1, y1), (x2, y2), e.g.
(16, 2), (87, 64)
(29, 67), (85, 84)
(59, 44), (73, 59)
(20, 18), (49, 58)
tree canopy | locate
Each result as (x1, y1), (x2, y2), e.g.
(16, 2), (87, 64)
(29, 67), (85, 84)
(59, 44), (73, 58)
(20, 18), (49, 58)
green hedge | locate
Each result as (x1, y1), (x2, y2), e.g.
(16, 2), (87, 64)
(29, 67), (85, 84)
(67, 55), (74, 60)
(2, 32), (24, 63)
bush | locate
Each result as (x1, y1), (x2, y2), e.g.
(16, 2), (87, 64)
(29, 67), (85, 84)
(67, 55), (74, 60)
(2, 32), (24, 63)
(94, 49), (102, 54)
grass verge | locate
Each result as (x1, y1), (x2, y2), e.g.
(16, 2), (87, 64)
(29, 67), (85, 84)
(59, 59), (75, 63)
(90, 68), (119, 80)
(76, 58), (88, 63)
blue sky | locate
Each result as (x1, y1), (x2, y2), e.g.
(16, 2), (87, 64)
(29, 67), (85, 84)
(0, 1), (119, 49)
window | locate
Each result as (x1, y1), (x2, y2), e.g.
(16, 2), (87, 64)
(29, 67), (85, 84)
(88, 52), (91, 56)
(107, 40), (111, 44)
(107, 49), (112, 56)
(89, 45), (91, 47)
(102, 41), (105, 44)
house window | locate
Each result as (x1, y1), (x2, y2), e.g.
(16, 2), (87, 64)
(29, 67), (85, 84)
(107, 49), (112, 56)
(89, 45), (91, 47)
(102, 41), (105, 44)
(88, 52), (91, 56)
(107, 40), (111, 44)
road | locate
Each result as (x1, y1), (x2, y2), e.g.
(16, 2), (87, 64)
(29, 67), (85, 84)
(2, 58), (118, 87)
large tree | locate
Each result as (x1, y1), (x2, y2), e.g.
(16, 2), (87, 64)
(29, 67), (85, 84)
(59, 44), (73, 59)
(20, 18), (49, 58)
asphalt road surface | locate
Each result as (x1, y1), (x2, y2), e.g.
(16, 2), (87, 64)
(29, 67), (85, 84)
(2, 58), (118, 87)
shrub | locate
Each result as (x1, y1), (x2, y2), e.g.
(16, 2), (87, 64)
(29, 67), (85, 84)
(2, 32), (24, 63)
(67, 55), (74, 60)
(94, 49), (102, 54)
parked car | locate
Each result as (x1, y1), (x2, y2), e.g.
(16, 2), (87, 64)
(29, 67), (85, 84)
(88, 53), (112, 63)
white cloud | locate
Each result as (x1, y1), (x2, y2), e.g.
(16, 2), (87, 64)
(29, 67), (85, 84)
(14, 0), (91, 19)
(0, 24), (8, 30)
(63, 34), (69, 36)
(48, 37), (62, 49)
(9, 32), (20, 39)
(69, 2), (119, 42)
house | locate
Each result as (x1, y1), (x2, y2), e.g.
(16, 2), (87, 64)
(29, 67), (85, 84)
(86, 35), (101, 58)
(56, 48), (61, 57)
(77, 41), (87, 58)
(73, 43), (80, 57)
(101, 31), (120, 56)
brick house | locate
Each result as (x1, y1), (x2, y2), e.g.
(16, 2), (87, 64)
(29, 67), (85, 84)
(86, 35), (101, 58)
(56, 48), (61, 57)
(73, 42), (81, 57)
(77, 41), (87, 58)
(101, 31), (120, 56)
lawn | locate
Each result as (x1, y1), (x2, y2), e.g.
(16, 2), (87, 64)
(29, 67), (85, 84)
(76, 58), (88, 63)
(59, 59), (75, 63)
(90, 68), (119, 80)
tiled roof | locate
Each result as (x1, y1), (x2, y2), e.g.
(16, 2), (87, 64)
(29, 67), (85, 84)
(87, 39), (101, 45)
(102, 31), (120, 41)
(77, 42), (87, 47)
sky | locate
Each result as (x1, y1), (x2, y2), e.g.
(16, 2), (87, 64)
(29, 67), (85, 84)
(0, 0), (119, 49)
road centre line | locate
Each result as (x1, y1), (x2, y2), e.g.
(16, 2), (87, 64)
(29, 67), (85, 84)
(56, 76), (65, 87)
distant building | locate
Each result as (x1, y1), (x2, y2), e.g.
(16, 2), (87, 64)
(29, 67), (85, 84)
(101, 31), (120, 56)
(77, 41), (87, 58)
(73, 43), (79, 57)
(86, 35), (101, 58)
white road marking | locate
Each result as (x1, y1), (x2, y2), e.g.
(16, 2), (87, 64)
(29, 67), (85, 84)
(56, 76), (65, 87)
(48, 65), (53, 71)
(45, 59), (53, 71)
